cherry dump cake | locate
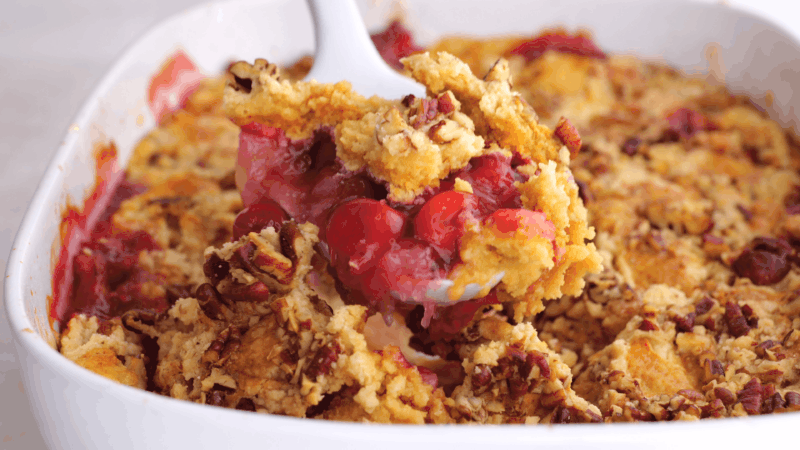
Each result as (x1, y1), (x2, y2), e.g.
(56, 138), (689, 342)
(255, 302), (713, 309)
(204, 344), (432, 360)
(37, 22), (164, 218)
(56, 24), (800, 424)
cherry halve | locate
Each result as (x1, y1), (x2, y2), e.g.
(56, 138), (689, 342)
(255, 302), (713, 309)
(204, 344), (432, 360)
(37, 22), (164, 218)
(232, 199), (290, 240)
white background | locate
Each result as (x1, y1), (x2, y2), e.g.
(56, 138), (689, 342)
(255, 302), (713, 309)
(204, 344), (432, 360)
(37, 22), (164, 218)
(1, 0), (799, 448)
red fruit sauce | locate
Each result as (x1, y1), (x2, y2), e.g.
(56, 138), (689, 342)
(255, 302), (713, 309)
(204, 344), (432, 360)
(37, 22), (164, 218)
(370, 20), (423, 70)
(510, 32), (607, 62)
(51, 144), (163, 324)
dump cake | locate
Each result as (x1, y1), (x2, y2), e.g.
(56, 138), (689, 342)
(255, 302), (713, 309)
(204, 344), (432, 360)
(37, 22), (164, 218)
(55, 23), (800, 423)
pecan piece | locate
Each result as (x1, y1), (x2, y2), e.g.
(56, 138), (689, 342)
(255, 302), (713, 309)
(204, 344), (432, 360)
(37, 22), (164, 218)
(785, 392), (800, 409)
(678, 389), (704, 401)
(674, 312), (696, 332)
(762, 392), (785, 414)
(621, 137), (640, 156)
(204, 325), (243, 366)
(525, 351), (551, 379)
(203, 253), (230, 286)
(195, 283), (228, 320)
(223, 281), (271, 303)
(305, 342), (342, 380)
(701, 399), (725, 418)
(737, 378), (764, 415)
(471, 365), (492, 388)
(120, 309), (159, 334)
(639, 319), (658, 331)
(714, 387), (736, 405)
(724, 303), (751, 337)
(554, 117), (581, 159)
(694, 296), (715, 315)
(235, 398), (256, 412)
(206, 389), (226, 407)
(703, 358), (725, 381)
(165, 284), (193, 305)
(665, 108), (715, 140)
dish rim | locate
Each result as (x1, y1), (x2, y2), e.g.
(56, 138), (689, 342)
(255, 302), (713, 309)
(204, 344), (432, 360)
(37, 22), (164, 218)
(6, 0), (800, 442)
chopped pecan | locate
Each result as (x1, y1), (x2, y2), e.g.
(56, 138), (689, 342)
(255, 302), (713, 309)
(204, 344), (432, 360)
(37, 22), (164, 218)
(785, 391), (800, 409)
(507, 377), (529, 399)
(629, 407), (655, 421)
(120, 309), (159, 334)
(471, 365), (492, 388)
(412, 98), (440, 128)
(724, 303), (751, 337)
(700, 399), (725, 418)
(703, 316), (717, 332)
(621, 137), (640, 156)
(165, 284), (193, 305)
(278, 221), (302, 268)
(204, 325), (242, 366)
(704, 358), (725, 381)
(235, 398), (256, 412)
(737, 378), (764, 415)
(436, 92), (456, 115)
(195, 283), (228, 320)
(305, 342), (342, 379)
(551, 405), (572, 424)
(677, 389), (704, 401)
(427, 120), (449, 144)
(540, 390), (567, 409)
(525, 351), (551, 379)
(695, 297), (715, 315)
(736, 204), (753, 222)
(554, 117), (581, 159)
(639, 319), (658, 331)
(206, 389), (226, 407)
(575, 179), (593, 204)
(674, 312), (696, 332)
(665, 108), (716, 140)
(223, 281), (271, 303)
(203, 253), (230, 286)
(759, 369), (784, 383)
(585, 409), (603, 423)
(755, 340), (778, 358)
(714, 387), (736, 405)
(762, 392), (785, 414)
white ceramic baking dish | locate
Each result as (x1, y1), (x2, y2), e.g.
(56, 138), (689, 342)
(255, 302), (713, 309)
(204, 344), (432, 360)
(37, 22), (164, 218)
(6, 0), (800, 448)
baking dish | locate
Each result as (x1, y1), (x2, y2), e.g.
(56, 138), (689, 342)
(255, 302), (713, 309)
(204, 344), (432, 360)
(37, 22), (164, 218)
(6, 0), (800, 448)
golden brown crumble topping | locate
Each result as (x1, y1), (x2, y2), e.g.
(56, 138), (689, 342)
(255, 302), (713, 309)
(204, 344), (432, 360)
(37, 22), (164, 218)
(58, 29), (800, 424)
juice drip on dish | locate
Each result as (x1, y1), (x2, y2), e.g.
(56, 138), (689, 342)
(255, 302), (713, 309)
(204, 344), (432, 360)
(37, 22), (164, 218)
(51, 144), (163, 324)
(148, 51), (206, 123)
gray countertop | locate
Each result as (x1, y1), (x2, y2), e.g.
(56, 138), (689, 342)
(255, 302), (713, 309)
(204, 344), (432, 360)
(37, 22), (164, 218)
(0, 0), (797, 448)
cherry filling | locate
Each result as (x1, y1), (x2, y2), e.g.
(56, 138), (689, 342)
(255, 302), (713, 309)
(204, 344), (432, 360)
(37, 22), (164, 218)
(70, 229), (161, 319)
(237, 122), (558, 334)
(51, 143), (170, 324)
(369, 20), (423, 70)
(510, 32), (607, 62)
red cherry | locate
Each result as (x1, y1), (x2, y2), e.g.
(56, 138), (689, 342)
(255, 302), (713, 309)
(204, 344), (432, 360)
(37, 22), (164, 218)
(309, 169), (376, 231)
(232, 200), (289, 240)
(326, 199), (407, 278)
(465, 153), (521, 210)
(367, 239), (445, 303)
(484, 209), (555, 241)
(414, 190), (477, 260)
